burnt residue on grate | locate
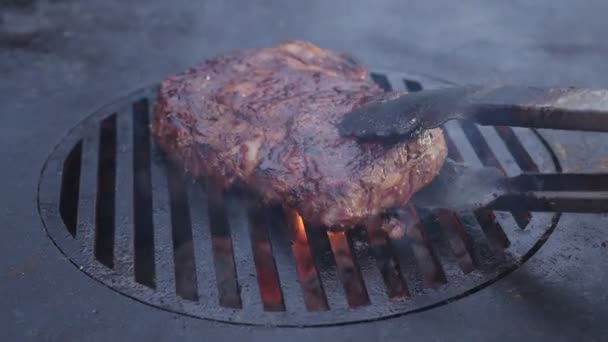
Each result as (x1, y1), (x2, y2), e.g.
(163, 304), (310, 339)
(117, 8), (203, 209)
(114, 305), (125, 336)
(39, 71), (605, 327)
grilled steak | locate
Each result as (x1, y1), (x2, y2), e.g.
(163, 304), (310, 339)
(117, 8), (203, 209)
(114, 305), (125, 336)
(151, 40), (447, 235)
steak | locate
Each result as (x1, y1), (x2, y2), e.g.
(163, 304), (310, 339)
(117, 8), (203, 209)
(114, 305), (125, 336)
(151, 40), (447, 236)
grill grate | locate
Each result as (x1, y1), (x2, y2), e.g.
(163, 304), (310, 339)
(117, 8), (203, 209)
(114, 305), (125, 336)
(39, 70), (606, 326)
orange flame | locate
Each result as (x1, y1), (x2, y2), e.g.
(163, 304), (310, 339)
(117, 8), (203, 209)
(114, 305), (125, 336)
(326, 230), (343, 244)
(285, 206), (307, 242)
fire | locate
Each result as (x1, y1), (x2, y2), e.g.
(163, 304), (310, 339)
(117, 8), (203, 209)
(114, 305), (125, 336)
(285, 206), (307, 242)
(285, 207), (345, 245)
(326, 230), (343, 244)
(282, 206), (329, 311)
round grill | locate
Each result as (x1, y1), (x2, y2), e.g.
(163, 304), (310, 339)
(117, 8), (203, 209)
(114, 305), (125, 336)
(37, 70), (561, 326)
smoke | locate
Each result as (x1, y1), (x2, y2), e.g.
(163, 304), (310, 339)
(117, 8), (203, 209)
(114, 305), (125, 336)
(411, 159), (508, 211)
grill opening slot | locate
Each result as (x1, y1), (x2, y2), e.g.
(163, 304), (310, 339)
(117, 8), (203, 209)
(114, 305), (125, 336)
(263, 207), (307, 311)
(327, 231), (370, 308)
(150, 149), (178, 294)
(445, 129), (463, 161)
(370, 72), (393, 91)
(435, 209), (477, 273)
(248, 206), (285, 311)
(132, 98), (156, 288)
(403, 79), (423, 92)
(440, 131), (508, 258)
(420, 210), (472, 280)
(415, 80), (480, 274)
(59, 140), (83, 237)
(455, 213), (505, 272)
(494, 126), (539, 173)
(346, 228), (387, 304)
(186, 182), (220, 306)
(473, 209), (510, 250)
(461, 121), (531, 230)
(225, 191), (262, 309)
(390, 235), (423, 296)
(360, 226), (409, 299)
(400, 206), (447, 289)
(284, 208), (329, 311)
(445, 129), (511, 249)
(166, 165), (198, 301)
(306, 224), (347, 309)
(207, 185), (241, 308)
(94, 114), (118, 268)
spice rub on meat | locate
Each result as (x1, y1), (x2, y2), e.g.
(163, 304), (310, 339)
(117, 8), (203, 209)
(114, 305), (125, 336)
(151, 40), (447, 235)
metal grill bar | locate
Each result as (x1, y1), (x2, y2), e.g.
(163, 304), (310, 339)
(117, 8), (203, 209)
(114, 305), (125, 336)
(412, 82), (478, 275)
(399, 206), (447, 289)
(473, 209), (510, 250)
(419, 210), (469, 281)
(226, 193), (262, 310)
(495, 126), (540, 172)
(461, 121), (531, 230)
(187, 182), (220, 307)
(442, 124), (506, 262)
(441, 132), (484, 272)
(206, 184), (241, 308)
(474, 125), (535, 238)
(379, 70), (447, 290)
(476, 125), (523, 178)
(306, 227), (347, 309)
(264, 206), (307, 311)
(166, 165), (198, 301)
(390, 230), (424, 296)
(435, 209), (477, 274)
(150, 149), (177, 295)
(327, 231), (370, 308)
(76, 124), (100, 261)
(444, 130), (463, 161)
(113, 109), (135, 275)
(347, 228), (391, 303)
(447, 124), (511, 249)
(364, 225), (409, 298)
(284, 208), (329, 311)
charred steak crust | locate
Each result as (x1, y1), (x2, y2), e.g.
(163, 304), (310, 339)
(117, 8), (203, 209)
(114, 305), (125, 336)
(151, 40), (448, 228)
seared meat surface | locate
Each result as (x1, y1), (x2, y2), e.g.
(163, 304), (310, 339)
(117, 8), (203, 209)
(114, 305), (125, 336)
(151, 40), (447, 233)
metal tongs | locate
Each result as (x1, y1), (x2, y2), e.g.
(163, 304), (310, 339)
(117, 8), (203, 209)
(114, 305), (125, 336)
(336, 85), (608, 212)
(337, 85), (608, 140)
(410, 159), (608, 212)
